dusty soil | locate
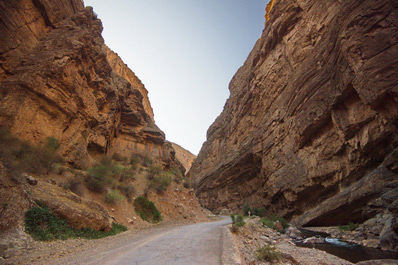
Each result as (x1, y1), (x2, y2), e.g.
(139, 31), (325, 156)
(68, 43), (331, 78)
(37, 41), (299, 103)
(230, 217), (353, 265)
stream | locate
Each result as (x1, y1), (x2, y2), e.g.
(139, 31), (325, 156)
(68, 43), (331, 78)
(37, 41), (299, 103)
(295, 229), (398, 263)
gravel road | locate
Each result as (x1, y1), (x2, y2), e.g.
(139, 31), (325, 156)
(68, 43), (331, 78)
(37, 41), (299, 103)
(49, 216), (238, 265)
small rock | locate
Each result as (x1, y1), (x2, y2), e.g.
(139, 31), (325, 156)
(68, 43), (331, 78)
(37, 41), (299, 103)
(25, 175), (38, 185)
(111, 208), (115, 212)
(303, 236), (325, 244)
(127, 218), (134, 224)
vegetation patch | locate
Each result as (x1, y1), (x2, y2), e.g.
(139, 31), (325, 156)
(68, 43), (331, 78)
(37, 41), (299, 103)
(339, 222), (359, 231)
(117, 183), (136, 202)
(230, 214), (245, 233)
(243, 203), (268, 217)
(260, 216), (289, 232)
(255, 244), (282, 262)
(231, 214), (245, 227)
(133, 196), (162, 223)
(62, 177), (84, 196)
(0, 128), (62, 175)
(104, 190), (125, 204)
(85, 157), (134, 193)
(170, 166), (184, 183)
(149, 172), (172, 193)
(142, 156), (153, 167)
(25, 203), (126, 241)
(146, 164), (163, 180)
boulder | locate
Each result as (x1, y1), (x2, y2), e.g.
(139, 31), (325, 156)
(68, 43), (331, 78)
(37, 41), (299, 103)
(380, 215), (398, 252)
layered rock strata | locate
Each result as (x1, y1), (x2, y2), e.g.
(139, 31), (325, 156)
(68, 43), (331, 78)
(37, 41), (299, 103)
(189, 0), (398, 236)
(0, 0), (176, 168)
(171, 143), (196, 174)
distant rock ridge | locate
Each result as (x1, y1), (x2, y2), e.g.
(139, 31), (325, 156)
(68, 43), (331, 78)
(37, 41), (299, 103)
(189, 0), (398, 241)
(171, 143), (196, 174)
(0, 0), (182, 169)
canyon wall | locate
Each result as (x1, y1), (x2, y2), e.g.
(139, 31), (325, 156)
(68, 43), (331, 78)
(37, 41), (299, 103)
(0, 0), (178, 168)
(171, 143), (196, 174)
(189, 0), (398, 228)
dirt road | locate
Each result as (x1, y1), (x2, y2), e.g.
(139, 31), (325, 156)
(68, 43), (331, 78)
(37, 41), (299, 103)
(49, 217), (238, 265)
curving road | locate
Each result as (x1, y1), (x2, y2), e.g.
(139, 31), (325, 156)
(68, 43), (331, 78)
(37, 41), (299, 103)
(52, 217), (239, 265)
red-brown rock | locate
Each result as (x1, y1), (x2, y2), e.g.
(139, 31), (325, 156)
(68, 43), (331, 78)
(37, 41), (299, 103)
(0, 0), (179, 168)
(189, 0), (398, 234)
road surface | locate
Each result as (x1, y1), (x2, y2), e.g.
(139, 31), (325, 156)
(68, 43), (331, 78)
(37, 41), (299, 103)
(51, 216), (239, 265)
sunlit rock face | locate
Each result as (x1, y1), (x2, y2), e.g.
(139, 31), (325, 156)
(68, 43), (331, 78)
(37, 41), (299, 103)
(171, 143), (196, 175)
(189, 0), (398, 228)
(0, 0), (180, 168)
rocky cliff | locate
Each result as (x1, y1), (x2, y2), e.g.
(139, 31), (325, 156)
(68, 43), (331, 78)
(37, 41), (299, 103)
(189, 0), (398, 237)
(0, 0), (178, 169)
(171, 143), (196, 174)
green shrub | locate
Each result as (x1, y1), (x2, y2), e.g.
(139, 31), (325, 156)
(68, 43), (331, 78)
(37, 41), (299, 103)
(0, 128), (62, 175)
(230, 214), (245, 227)
(129, 155), (141, 167)
(133, 196), (162, 223)
(117, 183), (136, 202)
(256, 245), (282, 262)
(149, 172), (172, 193)
(45, 137), (59, 151)
(147, 165), (163, 180)
(142, 156), (153, 167)
(170, 166), (184, 183)
(339, 222), (359, 231)
(113, 165), (134, 182)
(51, 162), (65, 174)
(252, 207), (269, 217)
(62, 178), (84, 196)
(25, 203), (127, 241)
(242, 204), (269, 217)
(85, 165), (114, 192)
(260, 216), (289, 231)
(242, 203), (251, 216)
(104, 190), (125, 204)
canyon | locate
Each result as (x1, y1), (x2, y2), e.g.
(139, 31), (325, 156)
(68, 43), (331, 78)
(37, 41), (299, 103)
(0, 0), (398, 262)
(189, 0), (398, 251)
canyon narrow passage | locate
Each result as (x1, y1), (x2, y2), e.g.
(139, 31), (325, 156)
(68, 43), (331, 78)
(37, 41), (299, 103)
(50, 217), (233, 265)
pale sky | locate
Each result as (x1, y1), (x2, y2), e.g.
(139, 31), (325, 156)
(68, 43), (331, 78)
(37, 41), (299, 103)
(84, 0), (268, 155)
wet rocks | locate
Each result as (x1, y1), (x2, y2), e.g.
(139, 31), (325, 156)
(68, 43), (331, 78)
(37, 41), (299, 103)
(380, 215), (398, 252)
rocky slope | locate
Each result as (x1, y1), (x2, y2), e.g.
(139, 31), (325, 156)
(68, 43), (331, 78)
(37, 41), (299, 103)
(189, 0), (398, 250)
(0, 0), (179, 169)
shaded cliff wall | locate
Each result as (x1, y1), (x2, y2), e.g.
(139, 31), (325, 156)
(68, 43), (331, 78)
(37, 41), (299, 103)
(189, 0), (398, 226)
(0, 0), (177, 168)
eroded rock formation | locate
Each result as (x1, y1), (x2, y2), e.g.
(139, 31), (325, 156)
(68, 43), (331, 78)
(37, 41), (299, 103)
(189, 0), (398, 236)
(0, 0), (176, 168)
(171, 143), (196, 174)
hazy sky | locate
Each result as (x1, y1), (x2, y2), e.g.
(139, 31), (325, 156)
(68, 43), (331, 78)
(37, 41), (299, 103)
(84, 0), (268, 155)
